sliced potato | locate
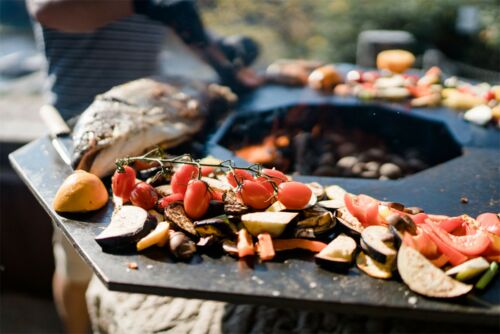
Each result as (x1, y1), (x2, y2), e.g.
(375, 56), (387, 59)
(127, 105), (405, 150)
(398, 245), (472, 298)
(241, 212), (298, 237)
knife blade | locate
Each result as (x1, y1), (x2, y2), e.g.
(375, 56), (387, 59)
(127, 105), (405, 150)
(39, 105), (73, 167)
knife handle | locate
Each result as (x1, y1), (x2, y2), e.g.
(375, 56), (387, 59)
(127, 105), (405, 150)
(40, 105), (70, 137)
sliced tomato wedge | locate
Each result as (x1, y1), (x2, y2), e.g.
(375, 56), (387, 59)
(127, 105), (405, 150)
(344, 194), (384, 227)
(425, 220), (490, 257)
(477, 213), (500, 236)
(420, 224), (468, 266)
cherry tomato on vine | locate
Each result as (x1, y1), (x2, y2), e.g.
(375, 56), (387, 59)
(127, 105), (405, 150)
(158, 193), (184, 209)
(239, 180), (274, 209)
(255, 176), (275, 195)
(201, 166), (215, 177)
(171, 164), (199, 194)
(227, 169), (253, 187)
(210, 189), (224, 202)
(130, 182), (158, 210)
(184, 180), (210, 219)
(277, 181), (312, 210)
(262, 168), (287, 185)
(111, 165), (136, 202)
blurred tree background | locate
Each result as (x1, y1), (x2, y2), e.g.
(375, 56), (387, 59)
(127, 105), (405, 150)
(200, 0), (499, 72)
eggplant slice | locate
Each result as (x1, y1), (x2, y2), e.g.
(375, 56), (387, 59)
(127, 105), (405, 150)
(95, 205), (156, 252)
(336, 207), (364, 235)
(315, 234), (356, 271)
(360, 226), (396, 264)
(295, 206), (336, 238)
(165, 203), (197, 237)
(356, 251), (393, 279)
(194, 215), (236, 238)
(398, 245), (473, 298)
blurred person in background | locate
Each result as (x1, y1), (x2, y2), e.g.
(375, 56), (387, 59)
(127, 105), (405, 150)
(27, 0), (261, 332)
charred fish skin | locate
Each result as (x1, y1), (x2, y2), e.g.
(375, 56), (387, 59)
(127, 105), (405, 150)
(71, 78), (236, 178)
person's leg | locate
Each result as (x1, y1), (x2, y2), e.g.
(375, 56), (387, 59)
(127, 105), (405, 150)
(52, 272), (90, 334)
(53, 228), (93, 334)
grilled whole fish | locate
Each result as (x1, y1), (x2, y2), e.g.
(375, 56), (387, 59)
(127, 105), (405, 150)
(71, 78), (236, 177)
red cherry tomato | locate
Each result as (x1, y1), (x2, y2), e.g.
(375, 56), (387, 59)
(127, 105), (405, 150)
(239, 180), (274, 209)
(111, 166), (136, 202)
(158, 193), (184, 209)
(130, 182), (158, 210)
(184, 180), (210, 219)
(227, 169), (253, 187)
(277, 181), (312, 210)
(210, 189), (224, 202)
(171, 164), (199, 194)
(262, 168), (287, 185)
(201, 166), (215, 177)
(255, 176), (275, 194)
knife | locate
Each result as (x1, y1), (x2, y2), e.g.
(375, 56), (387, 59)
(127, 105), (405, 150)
(39, 105), (73, 167)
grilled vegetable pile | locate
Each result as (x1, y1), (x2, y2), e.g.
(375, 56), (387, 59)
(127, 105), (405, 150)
(266, 53), (500, 127)
(58, 148), (499, 299)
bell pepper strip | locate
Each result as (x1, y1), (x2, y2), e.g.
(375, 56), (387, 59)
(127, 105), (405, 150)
(420, 224), (468, 266)
(256, 233), (275, 261)
(477, 213), (500, 236)
(136, 222), (170, 251)
(402, 230), (440, 261)
(425, 220), (491, 257)
(272, 239), (327, 253)
(158, 193), (185, 209)
(426, 214), (465, 233)
(476, 262), (498, 290)
(408, 212), (428, 225)
(430, 254), (449, 268)
(237, 229), (255, 258)
(412, 227), (439, 259)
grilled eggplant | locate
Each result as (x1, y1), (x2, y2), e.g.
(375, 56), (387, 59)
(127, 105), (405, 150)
(398, 245), (472, 297)
(360, 226), (396, 264)
(325, 185), (347, 200)
(356, 251), (393, 279)
(95, 206), (156, 252)
(194, 215), (236, 238)
(165, 202), (196, 237)
(336, 207), (364, 235)
(223, 190), (249, 215)
(294, 206), (336, 238)
(386, 213), (417, 248)
(315, 234), (356, 271)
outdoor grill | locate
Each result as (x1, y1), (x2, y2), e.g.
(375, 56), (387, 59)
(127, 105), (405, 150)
(9, 82), (500, 326)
